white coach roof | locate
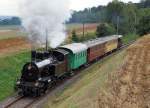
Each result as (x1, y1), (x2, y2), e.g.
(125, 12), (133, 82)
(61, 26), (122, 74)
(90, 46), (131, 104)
(85, 35), (122, 47)
(60, 43), (87, 54)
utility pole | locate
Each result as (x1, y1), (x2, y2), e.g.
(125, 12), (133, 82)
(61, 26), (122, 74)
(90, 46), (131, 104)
(134, 12), (137, 33)
(45, 29), (48, 51)
(83, 22), (85, 37)
(117, 16), (120, 35)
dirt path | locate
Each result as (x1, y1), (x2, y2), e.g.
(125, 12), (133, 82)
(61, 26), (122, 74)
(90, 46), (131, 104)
(0, 37), (31, 57)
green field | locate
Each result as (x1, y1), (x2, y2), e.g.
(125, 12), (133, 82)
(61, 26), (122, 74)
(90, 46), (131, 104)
(45, 50), (126, 108)
(0, 25), (26, 40)
(0, 52), (30, 101)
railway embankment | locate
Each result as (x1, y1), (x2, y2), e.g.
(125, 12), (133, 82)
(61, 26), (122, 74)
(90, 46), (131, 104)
(44, 47), (126, 108)
(44, 34), (150, 108)
(98, 34), (150, 108)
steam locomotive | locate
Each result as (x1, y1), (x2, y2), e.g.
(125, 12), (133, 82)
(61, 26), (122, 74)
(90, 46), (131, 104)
(16, 35), (122, 97)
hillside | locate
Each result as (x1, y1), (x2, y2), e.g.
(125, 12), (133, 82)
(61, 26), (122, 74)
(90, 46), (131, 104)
(98, 34), (150, 108)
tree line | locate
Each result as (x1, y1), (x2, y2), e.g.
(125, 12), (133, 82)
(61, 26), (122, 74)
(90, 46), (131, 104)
(0, 17), (21, 25)
(70, 0), (150, 36)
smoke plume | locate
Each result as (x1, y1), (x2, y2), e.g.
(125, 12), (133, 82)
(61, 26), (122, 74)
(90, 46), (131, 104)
(20, 0), (71, 48)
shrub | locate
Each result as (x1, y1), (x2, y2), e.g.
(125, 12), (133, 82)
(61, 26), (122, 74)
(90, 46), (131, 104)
(137, 15), (150, 36)
(96, 23), (116, 37)
(71, 30), (79, 42)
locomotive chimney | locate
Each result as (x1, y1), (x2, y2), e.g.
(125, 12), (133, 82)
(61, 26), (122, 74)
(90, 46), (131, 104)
(31, 50), (36, 61)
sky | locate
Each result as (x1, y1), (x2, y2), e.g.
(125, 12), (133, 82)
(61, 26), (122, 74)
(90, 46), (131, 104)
(0, 0), (140, 16)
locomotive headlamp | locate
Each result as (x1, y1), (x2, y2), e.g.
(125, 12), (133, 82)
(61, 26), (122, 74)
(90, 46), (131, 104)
(38, 78), (42, 81)
(28, 64), (32, 70)
(48, 79), (51, 83)
(16, 81), (20, 85)
(35, 82), (39, 87)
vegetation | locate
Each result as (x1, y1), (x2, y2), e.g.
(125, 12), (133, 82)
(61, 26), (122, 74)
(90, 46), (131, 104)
(98, 35), (150, 108)
(69, 0), (150, 35)
(71, 31), (96, 43)
(122, 33), (140, 44)
(0, 17), (21, 25)
(0, 52), (30, 101)
(71, 30), (79, 42)
(0, 0), (149, 103)
(96, 23), (116, 37)
(45, 50), (126, 108)
(0, 25), (26, 40)
(137, 8), (150, 35)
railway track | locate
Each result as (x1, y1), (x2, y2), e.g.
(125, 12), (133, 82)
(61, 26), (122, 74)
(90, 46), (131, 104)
(1, 41), (135, 108)
(2, 96), (37, 108)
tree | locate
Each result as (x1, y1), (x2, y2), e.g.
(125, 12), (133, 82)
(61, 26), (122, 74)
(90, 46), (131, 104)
(96, 23), (116, 37)
(139, 0), (150, 8)
(0, 17), (21, 25)
(106, 0), (139, 34)
(106, 0), (125, 24)
(137, 14), (150, 35)
(72, 30), (79, 42)
(121, 3), (138, 34)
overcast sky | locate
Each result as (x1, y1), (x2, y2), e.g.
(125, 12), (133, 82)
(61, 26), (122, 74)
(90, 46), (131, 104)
(0, 0), (140, 16)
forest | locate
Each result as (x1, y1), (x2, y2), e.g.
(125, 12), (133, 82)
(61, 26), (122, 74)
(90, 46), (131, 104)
(0, 16), (21, 25)
(69, 0), (150, 35)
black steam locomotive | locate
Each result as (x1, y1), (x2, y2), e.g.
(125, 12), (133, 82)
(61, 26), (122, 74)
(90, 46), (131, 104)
(16, 49), (69, 96)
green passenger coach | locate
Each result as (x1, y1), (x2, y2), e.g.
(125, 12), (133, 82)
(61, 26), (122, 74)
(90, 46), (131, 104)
(59, 43), (88, 70)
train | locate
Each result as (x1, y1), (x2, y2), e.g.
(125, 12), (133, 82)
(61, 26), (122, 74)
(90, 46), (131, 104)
(15, 35), (122, 97)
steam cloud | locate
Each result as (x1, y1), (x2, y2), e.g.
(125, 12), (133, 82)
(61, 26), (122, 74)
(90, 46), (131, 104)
(20, 0), (71, 48)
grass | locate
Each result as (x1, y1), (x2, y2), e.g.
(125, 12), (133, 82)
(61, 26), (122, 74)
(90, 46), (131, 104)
(66, 23), (83, 31)
(66, 23), (98, 34)
(77, 32), (97, 42)
(45, 50), (126, 108)
(0, 52), (30, 101)
(122, 33), (140, 44)
(0, 25), (20, 30)
(0, 30), (20, 40)
(0, 25), (26, 40)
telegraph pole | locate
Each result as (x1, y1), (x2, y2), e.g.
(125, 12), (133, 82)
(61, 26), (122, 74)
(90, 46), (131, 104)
(45, 29), (48, 51)
(134, 12), (137, 33)
(83, 22), (85, 37)
(117, 16), (120, 35)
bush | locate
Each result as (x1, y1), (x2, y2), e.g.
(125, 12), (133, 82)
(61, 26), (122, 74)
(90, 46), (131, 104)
(96, 23), (116, 37)
(78, 32), (97, 42)
(122, 33), (139, 44)
(137, 15), (150, 36)
(71, 30), (79, 42)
